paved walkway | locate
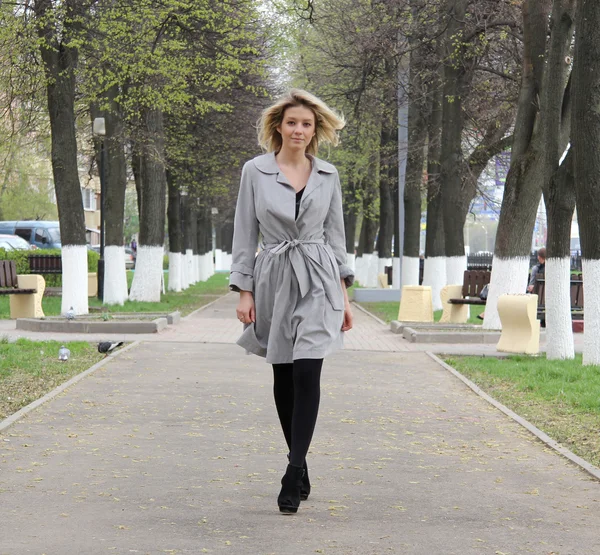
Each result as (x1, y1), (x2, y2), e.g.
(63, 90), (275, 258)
(1, 295), (599, 554)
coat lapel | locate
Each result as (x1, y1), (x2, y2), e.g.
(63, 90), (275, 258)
(297, 155), (336, 218)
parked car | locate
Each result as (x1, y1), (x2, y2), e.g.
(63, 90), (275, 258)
(0, 234), (36, 250)
(87, 245), (135, 269)
(124, 247), (135, 269)
(0, 221), (61, 249)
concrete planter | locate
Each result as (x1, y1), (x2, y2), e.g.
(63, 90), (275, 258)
(16, 311), (181, 334)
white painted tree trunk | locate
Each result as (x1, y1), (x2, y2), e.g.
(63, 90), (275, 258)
(61, 246), (89, 315)
(129, 245), (164, 302)
(180, 251), (189, 290)
(200, 253), (211, 281)
(354, 256), (365, 285)
(367, 254), (379, 287)
(198, 253), (207, 282)
(186, 249), (195, 285)
(104, 246), (128, 305)
(422, 257), (447, 311)
(194, 254), (201, 282)
(582, 260), (600, 365)
(168, 252), (183, 292)
(545, 257), (575, 360)
(207, 251), (215, 278)
(446, 256), (467, 288)
(222, 252), (232, 273)
(483, 257), (530, 330)
(401, 256), (420, 286)
(392, 257), (400, 289)
(378, 257), (391, 274)
(215, 248), (223, 271)
(346, 253), (356, 274)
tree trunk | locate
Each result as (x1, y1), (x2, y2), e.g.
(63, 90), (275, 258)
(573, 0), (600, 365)
(221, 220), (234, 273)
(343, 177), (358, 273)
(484, 0), (570, 330)
(35, 0), (88, 315)
(184, 198), (197, 286)
(423, 79), (446, 310)
(403, 40), (427, 287)
(544, 150), (576, 359)
(167, 171), (183, 292)
(440, 0), (468, 286)
(129, 108), (167, 302)
(93, 85), (129, 305)
(197, 207), (213, 281)
(358, 189), (378, 287)
(377, 125), (395, 265)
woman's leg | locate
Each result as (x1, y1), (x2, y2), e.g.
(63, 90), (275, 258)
(289, 358), (323, 467)
(272, 363), (294, 450)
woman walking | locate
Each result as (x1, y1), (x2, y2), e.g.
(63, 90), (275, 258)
(230, 89), (354, 514)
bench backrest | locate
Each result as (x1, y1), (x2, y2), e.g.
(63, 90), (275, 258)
(0, 260), (18, 288)
(462, 270), (491, 298)
(28, 254), (62, 273)
(535, 273), (584, 309)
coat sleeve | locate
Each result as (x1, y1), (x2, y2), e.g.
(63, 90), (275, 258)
(324, 171), (355, 287)
(229, 162), (259, 292)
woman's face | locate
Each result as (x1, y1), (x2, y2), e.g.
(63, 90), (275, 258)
(277, 105), (316, 153)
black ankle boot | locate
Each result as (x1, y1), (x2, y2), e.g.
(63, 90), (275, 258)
(300, 460), (310, 500)
(277, 464), (304, 514)
(287, 454), (311, 500)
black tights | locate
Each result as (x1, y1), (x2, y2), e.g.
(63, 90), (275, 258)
(272, 358), (323, 467)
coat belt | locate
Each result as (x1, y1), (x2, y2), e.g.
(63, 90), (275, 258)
(262, 239), (341, 308)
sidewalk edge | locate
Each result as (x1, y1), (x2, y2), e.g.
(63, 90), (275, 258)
(426, 351), (600, 482)
(0, 341), (141, 434)
(351, 301), (388, 326)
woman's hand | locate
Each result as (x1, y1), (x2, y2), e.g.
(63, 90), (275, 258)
(340, 278), (353, 331)
(342, 303), (353, 332)
(237, 291), (256, 324)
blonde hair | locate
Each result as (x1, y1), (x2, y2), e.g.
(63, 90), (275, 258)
(257, 89), (345, 156)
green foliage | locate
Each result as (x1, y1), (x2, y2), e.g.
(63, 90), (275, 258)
(0, 248), (30, 274)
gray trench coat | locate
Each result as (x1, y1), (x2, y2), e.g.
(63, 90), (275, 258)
(230, 152), (355, 364)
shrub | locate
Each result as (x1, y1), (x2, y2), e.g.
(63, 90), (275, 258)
(0, 248), (102, 287)
(0, 248), (30, 274)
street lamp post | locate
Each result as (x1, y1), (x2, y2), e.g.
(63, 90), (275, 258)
(93, 117), (106, 301)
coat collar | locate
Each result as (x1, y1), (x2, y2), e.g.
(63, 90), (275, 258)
(252, 152), (336, 175)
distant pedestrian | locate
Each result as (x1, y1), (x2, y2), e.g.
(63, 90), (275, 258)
(230, 89), (354, 514)
(527, 247), (546, 292)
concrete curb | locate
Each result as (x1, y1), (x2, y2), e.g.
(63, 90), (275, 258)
(0, 341), (141, 434)
(351, 301), (388, 326)
(427, 351), (600, 482)
(16, 317), (170, 334)
(403, 326), (502, 344)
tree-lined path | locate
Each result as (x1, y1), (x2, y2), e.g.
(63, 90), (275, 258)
(1, 298), (600, 554)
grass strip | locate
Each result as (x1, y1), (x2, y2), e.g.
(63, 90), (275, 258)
(0, 273), (230, 319)
(0, 338), (104, 420)
(445, 354), (600, 468)
(355, 301), (485, 325)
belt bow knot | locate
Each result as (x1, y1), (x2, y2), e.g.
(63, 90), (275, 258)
(262, 238), (338, 303)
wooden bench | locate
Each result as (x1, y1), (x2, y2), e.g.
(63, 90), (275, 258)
(439, 270), (490, 323)
(448, 270), (491, 305)
(534, 273), (584, 321)
(28, 254), (62, 274)
(0, 260), (45, 318)
(0, 260), (36, 295)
